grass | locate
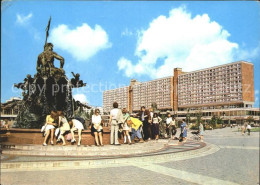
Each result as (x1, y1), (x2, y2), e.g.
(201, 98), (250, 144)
(233, 127), (260, 132)
(251, 127), (260, 132)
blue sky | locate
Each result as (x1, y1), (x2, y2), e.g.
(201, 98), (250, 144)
(1, 1), (260, 107)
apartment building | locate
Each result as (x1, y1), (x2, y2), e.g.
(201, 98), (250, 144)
(132, 77), (173, 111)
(103, 86), (129, 113)
(1, 97), (22, 127)
(103, 61), (257, 122)
(178, 61), (254, 110)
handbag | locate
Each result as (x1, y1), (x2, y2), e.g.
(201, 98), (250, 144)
(41, 124), (47, 132)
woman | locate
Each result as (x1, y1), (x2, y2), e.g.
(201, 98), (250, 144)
(122, 108), (131, 144)
(56, 111), (70, 146)
(199, 122), (204, 142)
(43, 111), (58, 146)
(91, 109), (103, 146)
(152, 113), (162, 140)
(69, 118), (84, 146)
(180, 119), (187, 142)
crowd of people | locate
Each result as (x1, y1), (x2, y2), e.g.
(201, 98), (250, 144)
(41, 102), (191, 146)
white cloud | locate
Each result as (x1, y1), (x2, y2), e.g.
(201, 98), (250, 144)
(16, 13), (32, 25)
(73, 93), (88, 104)
(15, 13), (40, 40)
(118, 6), (258, 78)
(49, 23), (111, 61)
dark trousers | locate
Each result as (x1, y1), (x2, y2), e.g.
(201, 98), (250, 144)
(247, 129), (250, 135)
(143, 120), (152, 140)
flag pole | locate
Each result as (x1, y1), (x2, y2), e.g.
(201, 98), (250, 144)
(45, 16), (51, 46)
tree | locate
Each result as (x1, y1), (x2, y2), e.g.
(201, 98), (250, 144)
(90, 109), (94, 119)
(151, 102), (158, 112)
(216, 116), (224, 127)
(186, 108), (191, 125)
(210, 115), (217, 128)
(246, 116), (254, 124)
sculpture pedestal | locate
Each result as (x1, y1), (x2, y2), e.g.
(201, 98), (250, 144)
(0, 128), (122, 145)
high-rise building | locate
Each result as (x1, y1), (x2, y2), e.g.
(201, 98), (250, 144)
(103, 86), (129, 113)
(103, 61), (258, 123)
(178, 61), (254, 110)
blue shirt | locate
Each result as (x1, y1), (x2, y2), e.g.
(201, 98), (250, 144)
(181, 122), (187, 137)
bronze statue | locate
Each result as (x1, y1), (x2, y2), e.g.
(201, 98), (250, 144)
(37, 43), (64, 77)
(71, 72), (86, 88)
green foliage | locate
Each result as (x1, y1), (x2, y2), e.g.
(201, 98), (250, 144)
(209, 115), (223, 128)
(246, 116), (254, 123)
(86, 112), (90, 119)
(186, 108), (191, 124)
(90, 109), (94, 119)
(190, 124), (199, 130)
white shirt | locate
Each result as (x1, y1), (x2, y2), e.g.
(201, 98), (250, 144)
(246, 125), (251, 129)
(110, 108), (119, 120)
(166, 117), (173, 125)
(150, 112), (154, 119)
(92, 115), (101, 124)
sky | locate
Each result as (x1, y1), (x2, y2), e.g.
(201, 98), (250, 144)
(1, 1), (260, 108)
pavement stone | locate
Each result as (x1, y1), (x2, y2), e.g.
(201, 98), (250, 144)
(1, 166), (198, 185)
(1, 127), (259, 185)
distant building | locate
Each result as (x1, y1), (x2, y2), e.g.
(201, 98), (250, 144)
(1, 97), (22, 127)
(103, 61), (259, 123)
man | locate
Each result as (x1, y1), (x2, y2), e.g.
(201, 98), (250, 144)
(37, 43), (64, 76)
(247, 124), (251, 135)
(130, 116), (144, 143)
(109, 102), (123, 145)
(138, 106), (151, 141)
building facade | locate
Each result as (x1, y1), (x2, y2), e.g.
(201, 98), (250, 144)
(1, 97), (22, 127)
(103, 86), (129, 113)
(103, 61), (258, 122)
(178, 61), (254, 110)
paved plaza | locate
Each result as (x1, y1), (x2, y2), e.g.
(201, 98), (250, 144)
(1, 127), (259, 185)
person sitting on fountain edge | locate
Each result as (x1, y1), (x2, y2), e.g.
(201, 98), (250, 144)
(68, 118), (84, 146)
(43, 111), (58, 146)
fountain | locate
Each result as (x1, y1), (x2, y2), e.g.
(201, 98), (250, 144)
(14, 17), (87, 128)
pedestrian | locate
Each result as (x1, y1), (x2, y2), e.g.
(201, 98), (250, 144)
(122, 108), (132, 144)
(69, 118), (84, 146)
(199, 122), (204, 142)
(246, 124), (251, 136)
(165, 113), (173, 138)
(152, 113), (162, 140)
(171, 118), (177, 139)
(138, 106), (151, 141)
(43, 110), (58, 146)
(91, 109), (103, 146)
(241, 124), (245, 136)
(109, 102), (123, 145)
(130, 116), (144, 143)
(180, 119), (187, 142)
(56, 111), (70, 146)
